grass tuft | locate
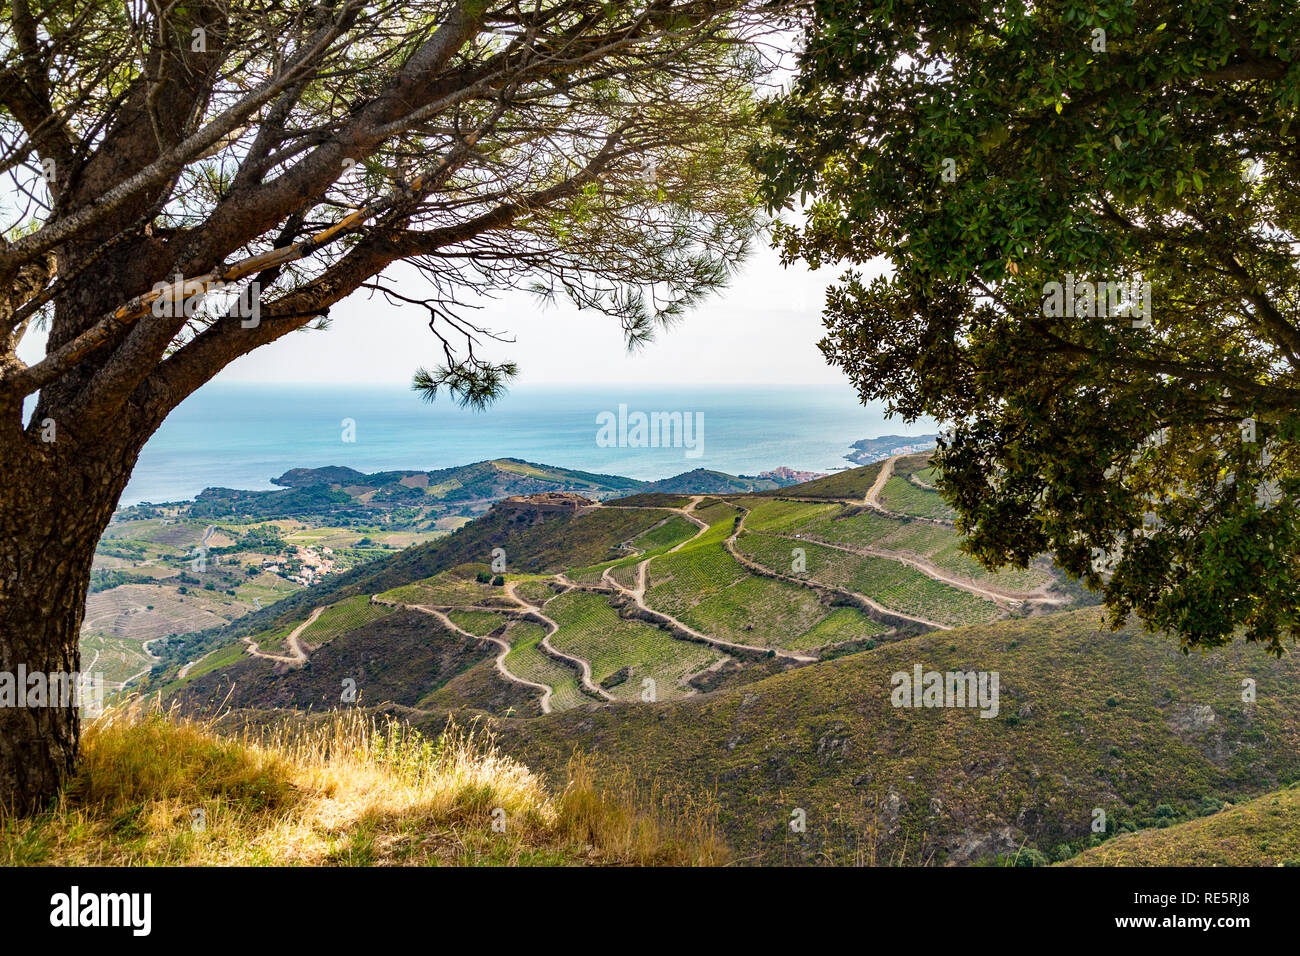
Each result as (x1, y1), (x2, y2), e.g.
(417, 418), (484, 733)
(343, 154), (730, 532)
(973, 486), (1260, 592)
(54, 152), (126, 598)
(0, 703), (727, 867)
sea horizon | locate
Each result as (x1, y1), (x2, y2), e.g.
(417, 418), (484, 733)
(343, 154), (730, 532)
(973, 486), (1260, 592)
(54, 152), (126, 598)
(116, 381), (937, 507)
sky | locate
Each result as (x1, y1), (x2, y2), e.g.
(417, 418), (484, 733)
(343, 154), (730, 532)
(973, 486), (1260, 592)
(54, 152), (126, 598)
(220, 240), (860, 387)
(17, 240), (869, 389)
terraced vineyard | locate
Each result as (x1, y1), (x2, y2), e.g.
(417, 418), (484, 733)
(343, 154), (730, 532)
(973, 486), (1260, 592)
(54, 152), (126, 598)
(742, 497), (840, 534)
(672, 573), (842, 651)
(891, 451), (936, 478)
(643, 509), (852, 652)
(448, 609), (507, 636)
(83, 584), (234, 643)
(174, 641), (247, 686)
(545, 591), (722, 700)
(746, 501), (1052, 594)
(296, 595), (394, 647)
(911, 465), (940, 488)
(501, 620), (587, 711)
(98, 516), (211, 554)
(692, 498), (741, 527)
(376, 566), (516, 608)
(797, 607), (887, 646)
(877, 476), (957, 522)
(601, 562), (634, 589)
(569, 512), (703, 586)
(80, 631), (155, 687)
(734, 531), (841, 579)
(631, 514), (699, 552)
(777, 462), (884, 500)
(241, 619), (296, 655)
(511, 577), (558, 606)
(735, 531), (1003, 627)
(837, 554), (1001, 624)
(761, 503), (902, 547)
(870, 521), (1052, 592)
(561, 565), (611, 586)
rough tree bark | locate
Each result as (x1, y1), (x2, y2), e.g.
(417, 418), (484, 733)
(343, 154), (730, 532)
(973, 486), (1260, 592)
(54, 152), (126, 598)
(0, 409), (150, 812)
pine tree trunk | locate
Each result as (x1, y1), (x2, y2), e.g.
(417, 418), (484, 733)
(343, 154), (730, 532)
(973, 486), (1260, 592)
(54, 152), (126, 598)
(0, 412), (139, 814)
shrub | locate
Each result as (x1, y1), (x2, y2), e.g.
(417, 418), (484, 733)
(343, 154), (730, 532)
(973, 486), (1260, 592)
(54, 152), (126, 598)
(1198, 796), (1224, 816)
(1051, 844), (1078, 863)
(1014, 847), (1050, 867)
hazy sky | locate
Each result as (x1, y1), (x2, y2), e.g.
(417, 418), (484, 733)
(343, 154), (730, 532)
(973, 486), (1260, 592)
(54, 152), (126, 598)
(17, 239), (879, 388)
(223, 241), (861, 387)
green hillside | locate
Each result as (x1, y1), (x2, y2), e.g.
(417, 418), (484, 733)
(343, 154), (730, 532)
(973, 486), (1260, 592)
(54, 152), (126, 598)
(640, 469), (791, 495)
(486, 609), (1300, 865)
(192, 457), (647, 519)
(1064, 783), (1300, 867)
(774, 462), (884, 501)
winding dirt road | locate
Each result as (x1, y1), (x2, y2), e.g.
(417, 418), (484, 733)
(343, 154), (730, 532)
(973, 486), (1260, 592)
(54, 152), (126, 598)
(836, 455), (1066, 606)
(599, 498), (818, 664)
(761, 531), (1065, 607)
(116, 635), (165, 688)
(241, 605), (320, 666)
(410, 604), (558, 714)
(721, 501), (950, 631)
(598, 494), (711, 599)
(864, 455), (898, 510)
(502, 581), (615, 702)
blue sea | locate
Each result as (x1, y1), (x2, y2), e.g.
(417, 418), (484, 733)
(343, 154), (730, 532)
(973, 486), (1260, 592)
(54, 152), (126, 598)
(118, 383), (935, 506)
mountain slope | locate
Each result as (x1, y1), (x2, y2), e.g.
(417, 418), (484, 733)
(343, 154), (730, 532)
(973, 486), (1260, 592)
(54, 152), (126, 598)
(149, 458), (1300, 868)
(1063, 783), (1300, 866)
(186, 457), (647, 520)
(640, 469), (794, 495)
(169, 607), (542, 716)
(484, 608), (1300, 865)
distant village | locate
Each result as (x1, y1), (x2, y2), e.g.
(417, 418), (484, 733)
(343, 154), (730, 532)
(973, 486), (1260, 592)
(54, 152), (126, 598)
(758, 466), (825, 483)
(260, 545), (338, 587)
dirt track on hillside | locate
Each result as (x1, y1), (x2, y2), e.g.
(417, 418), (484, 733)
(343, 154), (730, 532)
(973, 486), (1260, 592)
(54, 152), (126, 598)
(721, 501), (950, 631)
(599, 498), (818, 664)
(242, 605), (320, 666)
(410, 604), (558, 714)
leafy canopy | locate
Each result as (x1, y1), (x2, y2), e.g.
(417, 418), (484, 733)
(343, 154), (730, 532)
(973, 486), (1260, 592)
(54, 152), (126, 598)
(757, 0), (1300, 652)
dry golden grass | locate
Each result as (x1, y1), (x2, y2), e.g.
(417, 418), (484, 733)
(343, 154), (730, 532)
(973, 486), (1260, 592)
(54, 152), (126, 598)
(556, 756), (729, 866)
(0, 704), (728, 867)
